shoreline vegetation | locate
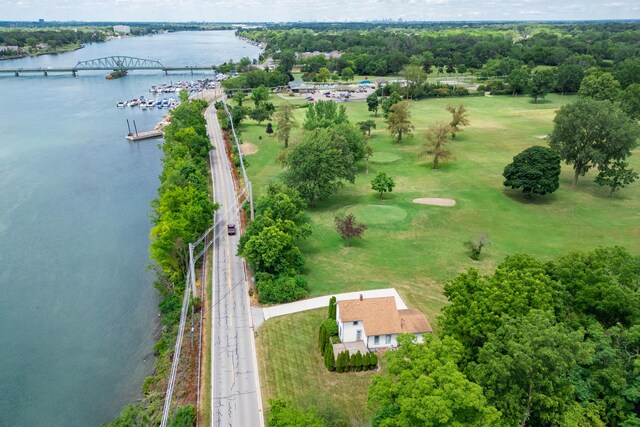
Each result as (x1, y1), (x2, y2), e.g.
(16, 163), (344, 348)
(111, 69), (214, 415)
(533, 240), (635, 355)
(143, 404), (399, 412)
(104, 92), (216, 426)
(0, 23), (234, 60)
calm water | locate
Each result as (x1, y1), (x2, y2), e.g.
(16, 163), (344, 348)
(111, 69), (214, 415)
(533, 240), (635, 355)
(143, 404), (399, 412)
(0, 31), (261, 426)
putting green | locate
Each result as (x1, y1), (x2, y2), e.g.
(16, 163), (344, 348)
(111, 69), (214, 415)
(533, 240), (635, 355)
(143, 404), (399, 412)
(345, 204), (407, 224)
(370, 152), (400, 163)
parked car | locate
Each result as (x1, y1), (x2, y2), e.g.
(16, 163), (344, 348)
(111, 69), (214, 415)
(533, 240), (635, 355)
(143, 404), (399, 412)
(227, 224), (237, 235)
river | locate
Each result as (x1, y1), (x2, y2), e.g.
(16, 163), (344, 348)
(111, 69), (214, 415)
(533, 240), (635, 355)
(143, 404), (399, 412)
(0, 30), (261, 426)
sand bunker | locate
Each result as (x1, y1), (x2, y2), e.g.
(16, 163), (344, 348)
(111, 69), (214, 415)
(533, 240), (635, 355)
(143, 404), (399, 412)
(240, 143), (259, 155)
(535, 135), (549, 140)
(413, 198), (456, 207)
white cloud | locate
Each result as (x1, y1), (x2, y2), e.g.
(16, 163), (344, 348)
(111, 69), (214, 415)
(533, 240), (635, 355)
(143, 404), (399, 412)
(3, 0), (639, 21)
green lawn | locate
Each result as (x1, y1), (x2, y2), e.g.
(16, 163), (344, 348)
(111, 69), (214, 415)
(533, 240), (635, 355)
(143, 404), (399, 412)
(241, 93), (640, 331)
(248, 93), (640, 423)
(256, 309), (380, 426)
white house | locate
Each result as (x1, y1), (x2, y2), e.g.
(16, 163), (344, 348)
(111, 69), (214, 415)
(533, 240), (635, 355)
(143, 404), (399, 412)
(113, 25), (131, 35)
(336, 296), (432, 350)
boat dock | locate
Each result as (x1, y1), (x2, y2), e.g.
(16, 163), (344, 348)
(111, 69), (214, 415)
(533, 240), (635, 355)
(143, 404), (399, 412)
(126, 130), (164, 141)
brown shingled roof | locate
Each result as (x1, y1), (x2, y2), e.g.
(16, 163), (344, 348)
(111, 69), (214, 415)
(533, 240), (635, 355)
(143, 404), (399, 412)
(399, 309), (432, 334)
(338, 297), (401, 335)
(338, 297), (432, 336)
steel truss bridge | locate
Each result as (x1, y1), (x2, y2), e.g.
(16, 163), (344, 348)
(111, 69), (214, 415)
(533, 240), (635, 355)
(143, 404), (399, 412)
(0, 56), (219, 76)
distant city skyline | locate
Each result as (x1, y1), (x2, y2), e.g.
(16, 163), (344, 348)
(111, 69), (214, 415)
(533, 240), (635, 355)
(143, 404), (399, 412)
(3, 0), (639, 23)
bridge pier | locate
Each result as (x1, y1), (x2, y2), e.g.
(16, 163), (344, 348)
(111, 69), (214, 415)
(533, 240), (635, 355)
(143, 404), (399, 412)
(14, 72), (18, 77)
(43, 71), (48, 76)
(72, 70), (77, 77)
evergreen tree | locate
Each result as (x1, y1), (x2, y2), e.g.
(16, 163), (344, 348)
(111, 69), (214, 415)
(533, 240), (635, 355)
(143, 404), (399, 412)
(362, 352), (371, 370)
(370, 353), (378, 369)
(324, 344), (335, 371)
(354, 351), (363, 372)
(318, 324), (327, 355)
(350, 353), (357, 372)
(336, 351), (346, 373)
(328, 296), (337, 319)
(341, 351), (350, 373)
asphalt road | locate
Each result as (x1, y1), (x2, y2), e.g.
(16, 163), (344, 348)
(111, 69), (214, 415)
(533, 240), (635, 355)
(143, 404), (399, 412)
(206, 97), (262, 427)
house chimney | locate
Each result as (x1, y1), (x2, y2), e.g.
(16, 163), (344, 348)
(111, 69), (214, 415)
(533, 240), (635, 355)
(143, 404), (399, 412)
(359, 294), (363, 301)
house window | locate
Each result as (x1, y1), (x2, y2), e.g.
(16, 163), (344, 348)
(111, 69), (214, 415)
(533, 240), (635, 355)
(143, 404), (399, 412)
(374, 335), (379, 345)
(385, 334), (391, 344)
(352, 321), (358, 326)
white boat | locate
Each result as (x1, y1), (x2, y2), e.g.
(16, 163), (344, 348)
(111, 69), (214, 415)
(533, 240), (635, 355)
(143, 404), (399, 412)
(117, 101), (126, 108)
(147, 99), (156, 107)
(141, 103), (147, 110)
(161, 99), (169, 108)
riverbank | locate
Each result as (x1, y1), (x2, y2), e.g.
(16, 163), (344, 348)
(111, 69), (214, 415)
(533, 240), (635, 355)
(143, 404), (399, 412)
(0, 30), (262, 427)
(0, 43), (84, 60)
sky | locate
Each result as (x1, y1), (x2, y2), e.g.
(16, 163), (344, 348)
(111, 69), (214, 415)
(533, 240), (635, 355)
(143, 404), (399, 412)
(2, 0), (639, 23)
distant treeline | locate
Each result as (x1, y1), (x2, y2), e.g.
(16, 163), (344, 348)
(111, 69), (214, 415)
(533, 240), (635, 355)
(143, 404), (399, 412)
(0, 29), (106, 51)
(238, 22), (640, 76)
(0, 23), (234, 57)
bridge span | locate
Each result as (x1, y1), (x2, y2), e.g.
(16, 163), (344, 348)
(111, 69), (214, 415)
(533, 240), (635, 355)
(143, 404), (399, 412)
(0, 56), (220, 76)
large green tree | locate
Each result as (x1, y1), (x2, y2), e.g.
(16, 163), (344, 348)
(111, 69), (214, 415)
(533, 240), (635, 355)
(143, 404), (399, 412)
(421, 123), (452, 169)
(441, 254), (560, 358)
(401, 64), (427, 99)
(555, 64), (584, 94)
(251, 85), (270, 107)
(506, 67), (530, 95)
(366, 92), (380, 117)
(283, 128), (358, 204)
(620, 83), (640, 120)
(368, 335), (500, 427)
(529, 70), (556, 103)
(273, 103), (297, 148)
(615, 57), (640, 89)
(303, 100), (348, 130)
(382, 91), (402, 118)
(549, 98), (640, 189)
(471, 310), (588, 427)
(578, 72), (621, 102)
(503, 146), (561, 198)
(386, 101), (414, 144)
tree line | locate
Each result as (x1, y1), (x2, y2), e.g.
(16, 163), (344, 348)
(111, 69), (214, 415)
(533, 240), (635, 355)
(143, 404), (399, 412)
(239, 22), (640, 77)
(369, 247), (640, 426)
(104, 96), (215, 426)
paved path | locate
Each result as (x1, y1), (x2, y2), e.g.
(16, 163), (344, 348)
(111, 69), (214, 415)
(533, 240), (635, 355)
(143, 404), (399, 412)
(252, 288), (407, 330)
(206, 93), (263, 427)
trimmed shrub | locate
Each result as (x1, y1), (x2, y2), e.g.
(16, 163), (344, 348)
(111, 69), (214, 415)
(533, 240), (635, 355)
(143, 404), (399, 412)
(370, 353), (378, 370)
(318, 323), (327, 355)
(321, 318), (338, 337)
(328, 296), (337, 319)
(324, 345), (335, 372)
(336, 351), (350, 373)
(349, 353), (357, 372)
(354, 351), (363, 372)
(256, 274), (308, 304)
(362, 352), (371, 371)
